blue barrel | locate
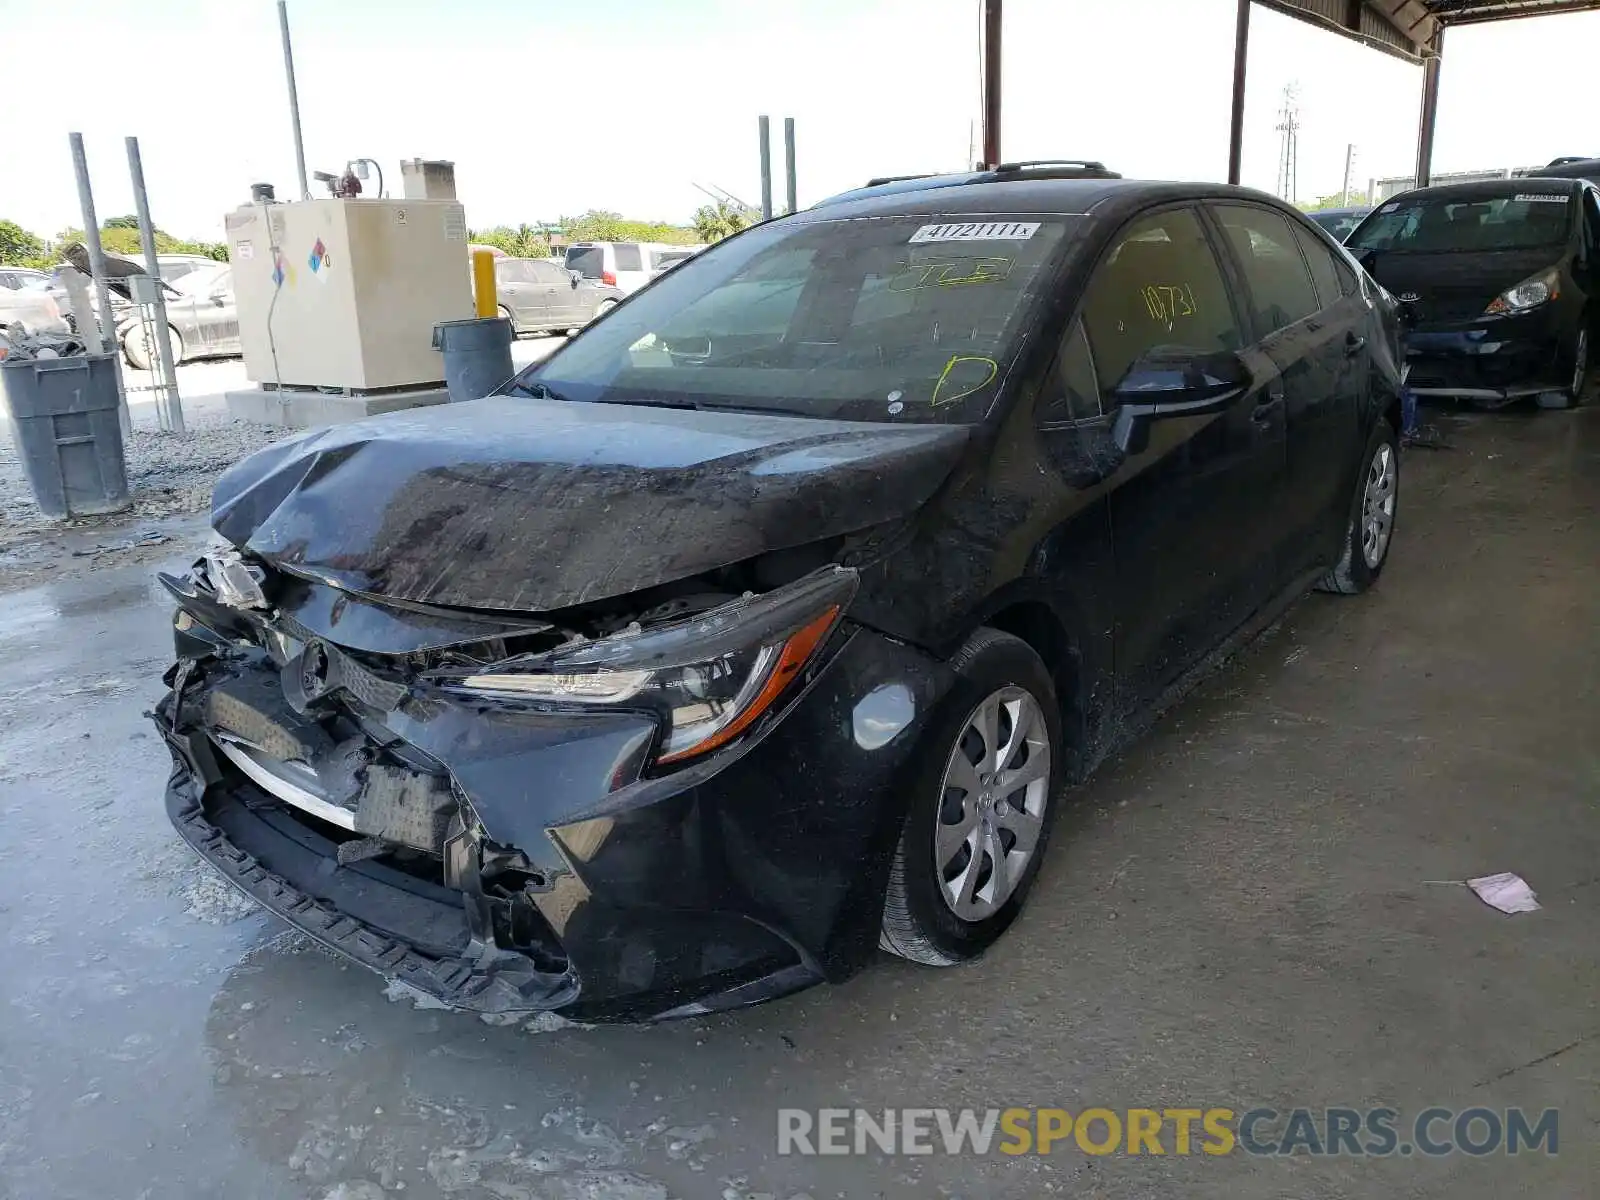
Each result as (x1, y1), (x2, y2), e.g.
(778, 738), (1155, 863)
(432, 317), (516, 403)
(0, 353), (129, 518)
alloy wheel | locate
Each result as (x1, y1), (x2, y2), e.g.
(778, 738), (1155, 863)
(1361, 441), (1396, 570)
(934, 685), (1051, 922)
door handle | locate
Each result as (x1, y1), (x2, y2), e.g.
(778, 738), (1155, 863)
(1345, 332), (1367, 357)
(1251, 395), (1284, 424)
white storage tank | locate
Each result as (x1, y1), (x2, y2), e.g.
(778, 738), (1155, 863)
(224, 198), (473, 391)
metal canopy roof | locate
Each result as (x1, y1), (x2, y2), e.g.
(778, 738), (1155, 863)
(1260, 0), (1600, 61)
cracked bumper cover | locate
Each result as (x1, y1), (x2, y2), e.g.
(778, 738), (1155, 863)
(154, 619), (953, 1022)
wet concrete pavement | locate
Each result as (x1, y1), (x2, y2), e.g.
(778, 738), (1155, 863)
(0, 406), (1595, 1199)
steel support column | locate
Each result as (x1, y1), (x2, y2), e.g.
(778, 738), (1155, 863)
(981, 0), (1002, 168)
(1228, 0), (1251, 185)
(1414, 27), (1445, 189)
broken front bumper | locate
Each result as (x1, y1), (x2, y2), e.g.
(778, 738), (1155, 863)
(154, 593), (954, 1021)
(1403, 313), (1563, 401)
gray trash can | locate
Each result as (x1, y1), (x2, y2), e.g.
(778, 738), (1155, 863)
(432, 317), (515, 403)
(0, 353), (129, 518)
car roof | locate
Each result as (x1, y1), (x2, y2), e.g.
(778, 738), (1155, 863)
(793, 176), (1309, 225)
(813, 161), (1121, 209)
(1386, 177), (1588, 202)
(1530, 157), (1600, 178)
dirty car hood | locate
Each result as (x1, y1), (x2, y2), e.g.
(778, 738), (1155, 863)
(212, 396), (969, 612)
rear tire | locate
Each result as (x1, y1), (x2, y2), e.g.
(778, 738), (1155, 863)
(880, 628), (1062, 967)
(1317, 417), (1399, 596)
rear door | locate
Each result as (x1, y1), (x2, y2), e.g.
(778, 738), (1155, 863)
(1074, 205), (1288, 710)
(1210, 203), (1362, 569)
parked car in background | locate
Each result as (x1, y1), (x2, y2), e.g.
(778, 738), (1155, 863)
(493, 257), (621, 336)
(1527, 156), (1600, 187)
(563, 241), (663, 295)
(1307, 206), (1372, 241)
(119, 263), (240, 369)
(1346, 177), (1597, 409)
(153, 254), (221, 283)
(155, 172), (1404, 1021)
(0, 286), (68, 338)
(0, 267), (51, 291)
(649, 247), (698, 279)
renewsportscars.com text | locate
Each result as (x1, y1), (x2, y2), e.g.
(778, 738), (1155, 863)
(777, 1106), (1559, 1158)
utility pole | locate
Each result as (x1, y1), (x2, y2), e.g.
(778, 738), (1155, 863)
(1274, 83), (1299, 203)
(277, 0), (310, 200)
(758, 115), (773, 221)
(1340, 142), (1356, 207)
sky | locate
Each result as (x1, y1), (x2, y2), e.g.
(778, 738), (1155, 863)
(2, 0), (1598, 243)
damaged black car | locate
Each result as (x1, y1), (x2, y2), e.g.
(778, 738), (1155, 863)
(1347, 178), (1600, 409)
(156, 175), (1404, 1020)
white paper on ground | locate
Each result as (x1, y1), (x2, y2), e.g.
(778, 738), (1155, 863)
(1467, 872), (1541, 914)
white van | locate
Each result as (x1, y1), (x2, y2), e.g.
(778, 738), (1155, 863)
(564, 242), (700, 296)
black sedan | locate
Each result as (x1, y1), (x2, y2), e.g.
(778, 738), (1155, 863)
(1347, 178), (1598, 409)
(154, 173), (1404, 1021)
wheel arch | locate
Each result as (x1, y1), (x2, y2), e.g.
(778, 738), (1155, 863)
(981, 599), (1090, 783)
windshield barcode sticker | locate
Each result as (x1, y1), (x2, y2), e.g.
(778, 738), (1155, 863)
(1514, 193), (1569, 204)
(910, 221), (1040, 243)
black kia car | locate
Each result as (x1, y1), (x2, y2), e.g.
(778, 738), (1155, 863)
(1346, 177), (1599, 409)
(155, 172), (1404, 1021)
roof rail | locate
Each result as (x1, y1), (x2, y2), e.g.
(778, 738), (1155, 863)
(992, 159), (1108, 173)
(863, 173), (938, 187)
(1547, 155), (1595, 166)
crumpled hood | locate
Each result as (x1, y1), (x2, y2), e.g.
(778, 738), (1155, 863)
(212, 396), (970, 612)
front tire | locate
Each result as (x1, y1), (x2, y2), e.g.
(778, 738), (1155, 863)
(1317, 417), (1398, 595)
(123, 324), (182, 371)
(880, 628), (1062, 966)
(1537, 324), (1587, 409)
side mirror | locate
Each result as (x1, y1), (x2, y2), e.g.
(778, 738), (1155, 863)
(210, 292), (230, 306)
(569, 270), (582, 287)
(1109, 347), (1250, 454)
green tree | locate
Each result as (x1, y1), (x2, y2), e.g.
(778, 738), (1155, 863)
(559, 210), (697, 246)
(54, 226), (230, 262)
(692, 199), (756, 244)
(0, 219), (48, 267)
(102, 215), (141, 230)
(1301, 190), (1370, 212)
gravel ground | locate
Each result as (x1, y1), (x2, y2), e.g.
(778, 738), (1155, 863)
(0, 391), (289, 594)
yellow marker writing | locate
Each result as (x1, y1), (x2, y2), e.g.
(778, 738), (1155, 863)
(930, 355), (999, 407)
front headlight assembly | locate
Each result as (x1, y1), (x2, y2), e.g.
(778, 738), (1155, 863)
(1484, 268), (1560, 315)
(435, 566), (858, 765)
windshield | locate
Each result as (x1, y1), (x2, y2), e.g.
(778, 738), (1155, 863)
(1348, 192), (1573, 253)
(518, 215), (1076, 423)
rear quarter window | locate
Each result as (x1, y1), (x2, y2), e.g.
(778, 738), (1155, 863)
(614, 244), (644, 272)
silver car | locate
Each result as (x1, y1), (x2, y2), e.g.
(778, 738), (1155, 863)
(118, 264), (240, 369)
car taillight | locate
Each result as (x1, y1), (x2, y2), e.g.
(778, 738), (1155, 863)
(601, 271), (617, 287)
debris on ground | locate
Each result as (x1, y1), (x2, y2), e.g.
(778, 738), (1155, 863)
(1468, 872), (1541, 914)
(70, 529), (171, 557)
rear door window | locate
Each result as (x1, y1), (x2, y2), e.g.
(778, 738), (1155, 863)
(614, 244), (644, 272)
(1291, 224), (1347, 308)
(1213, 205), (1322, 332)
(1080, 207), (1242, 394)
